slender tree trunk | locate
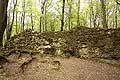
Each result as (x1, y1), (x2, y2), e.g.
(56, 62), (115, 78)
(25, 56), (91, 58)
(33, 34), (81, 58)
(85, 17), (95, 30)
(22, 0), (25, 31)
(44, 5), (47, 31)
(77, 0), (80, 25)
(39, 17), (42, 32)
(16, 11), (18, 34)
(20, 13), (23, 32)
(18, 13), (21, 33)
(61, 0), (65, 31)
(0, 0), (9, 46)
(7, 1), (12, 38)
(90, 0), (96, 28)
(31, 13), (34, 30)
(115, 1), (118, 28)
(68, 0), (73, 30)
(50, 19), (55, 31)
(89, 4), (92, 28)
(39, 0), (46, 32)
(95, 1), (100, 28)
(6, 0), (17, 41)
(100, 0), (108, 29)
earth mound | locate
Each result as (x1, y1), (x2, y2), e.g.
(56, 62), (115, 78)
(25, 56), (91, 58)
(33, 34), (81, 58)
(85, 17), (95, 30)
(0, 26), (120, 80)
(1, 26), (120, 59)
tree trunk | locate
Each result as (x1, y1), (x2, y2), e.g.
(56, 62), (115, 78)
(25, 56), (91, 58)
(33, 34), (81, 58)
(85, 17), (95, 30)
(44, 5), (47, 31)
(0, 0), (9, 46)
(100, 0), (108, 29)
(77, 0), (80, 25)
(22, 0), (25, 31)
(39, 17), (42, 32)
(50, 20), (55, 32)
(115, 1), (118, 28)
(6, 0), (17, 41)
(61, 0), (65, 31)
(90, 5), (92, 28)
(20, 13), (23, 32)
(90, 0), (96, 28)
(31, 13), (34, 30)
(39, 0), (46, 32)
(68, 0), (73, 30)
(16, 11), (18, 34)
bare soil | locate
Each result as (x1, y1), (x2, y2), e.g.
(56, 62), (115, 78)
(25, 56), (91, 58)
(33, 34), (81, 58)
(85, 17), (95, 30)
(0, 54), (120, 80)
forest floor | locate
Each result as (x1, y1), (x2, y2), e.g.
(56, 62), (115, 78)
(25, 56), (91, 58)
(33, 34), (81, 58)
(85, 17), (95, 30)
(0, 53), (120, 80)
(0, 26), (120, 80)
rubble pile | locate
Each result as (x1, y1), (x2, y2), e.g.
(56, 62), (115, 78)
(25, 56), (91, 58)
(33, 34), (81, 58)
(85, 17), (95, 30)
(1, 30), (68, 57)
(69, 26), (120, 59)
(1, 26), (120, 59)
